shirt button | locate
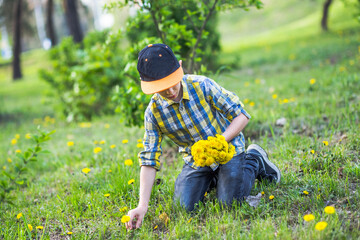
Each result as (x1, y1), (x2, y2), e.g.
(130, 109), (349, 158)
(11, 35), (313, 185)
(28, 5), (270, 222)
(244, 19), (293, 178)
(188, 124), (193, 129)
(179, 106), (184, 111)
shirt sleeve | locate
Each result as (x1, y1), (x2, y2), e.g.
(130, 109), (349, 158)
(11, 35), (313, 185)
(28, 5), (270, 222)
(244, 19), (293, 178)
(203, 78), (251, 121)
(137, 111), (163, 171)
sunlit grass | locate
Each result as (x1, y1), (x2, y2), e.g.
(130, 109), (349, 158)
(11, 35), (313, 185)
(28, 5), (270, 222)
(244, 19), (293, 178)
(0, 1), (360, 238)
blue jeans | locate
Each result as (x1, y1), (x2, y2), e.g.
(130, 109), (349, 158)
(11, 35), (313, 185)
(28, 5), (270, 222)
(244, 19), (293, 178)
(174, 152), (260, 211)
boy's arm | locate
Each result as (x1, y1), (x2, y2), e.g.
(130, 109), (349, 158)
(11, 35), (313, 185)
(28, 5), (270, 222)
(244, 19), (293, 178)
(126, 166), (156, 230)
(222, 113), (249, 142)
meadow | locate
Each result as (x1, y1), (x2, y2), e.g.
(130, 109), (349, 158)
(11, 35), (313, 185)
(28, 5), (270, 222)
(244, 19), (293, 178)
(1, 1), (360, 239)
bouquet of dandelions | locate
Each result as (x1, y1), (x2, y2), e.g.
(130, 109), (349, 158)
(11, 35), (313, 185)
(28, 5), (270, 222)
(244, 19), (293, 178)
(191, 134), (236, 167)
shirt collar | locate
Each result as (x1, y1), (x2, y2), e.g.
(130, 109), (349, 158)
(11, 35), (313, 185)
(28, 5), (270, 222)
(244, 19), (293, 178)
(155, 78), (190, 107)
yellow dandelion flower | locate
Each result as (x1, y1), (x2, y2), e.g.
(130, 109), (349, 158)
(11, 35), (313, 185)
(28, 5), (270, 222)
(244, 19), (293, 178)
(104, 193), (110, 197)
(15, 149), (21, 153)
(67, 141), (74, 147)
(188, 217), (193, 223)
(25, 133), (31, 139)
(36, 226), (44, 230)
(94, 140), (99, 144)
(124, 159), (133, 166)
(310, 78), (316, 85)
(79, 122), (91, 128)
(315, 221), (328, 231)
(249, 101), (255, 107)
(244, 82), (250, 87)
(121, 215), (131, 223)
(159, 212), (170, 224)
(82, 168), (91, 174)
(122, 139), (129, 144)
(94, 147), (102, 154)
(104, 123), (110, 128)
(15, 134), (20, 139)
(67, 232), (73, 235)
(11, 139), (17, 145)
(2, 166), (6, 170)
(137, 143), (144, 148)
(99, 140), (105, 145)
(272, 94), (278, 99)
(339, 66), (346, 72)
(269, 195), (274, 200)
(243, 98), (249, 104)
(204, 192), (208, 197)
(154, 225), (158, 230)
(128, 179), (135, 185)
(119, 206), (128, 212)
(349, 60), (355, 66)
(303, 214), (315, 222)
(261, 191), (265, 195)
(310, 150), (315, 154)
(7, 158), (12, 163)
(108, 170), (112, 173)
(16, 213), (23, 219)
(28, 224), (33, 231)
(303, 190), (309, 195)
(323, 141), (329, 146)
(324, 206), (335, 214)
(289, 54), (296, 60)
(110, 144), (116, 149)
(137, 139), (142, 143)
(255, 79), (261, 84)
(283, 98), (289, 103)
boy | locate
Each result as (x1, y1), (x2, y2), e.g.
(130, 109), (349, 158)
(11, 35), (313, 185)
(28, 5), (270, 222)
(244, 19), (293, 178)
(125, 43), (281, 230)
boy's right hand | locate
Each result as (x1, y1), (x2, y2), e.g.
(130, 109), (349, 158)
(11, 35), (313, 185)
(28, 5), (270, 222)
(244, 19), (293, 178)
(125, 206), (148, 230)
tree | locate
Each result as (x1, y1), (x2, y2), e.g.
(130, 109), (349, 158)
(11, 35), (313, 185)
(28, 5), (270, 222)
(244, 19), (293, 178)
(107, 0), (263, 73)
(63, 0), (83, 43)
(0, 0), (35, 80)
(321, 0), (333, 31)
(46, 0), (57, 46)
(12, 0), (22, 80)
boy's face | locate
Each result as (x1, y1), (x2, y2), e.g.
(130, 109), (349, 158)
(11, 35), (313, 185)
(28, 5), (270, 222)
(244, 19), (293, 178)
(158, 81), (182, 102)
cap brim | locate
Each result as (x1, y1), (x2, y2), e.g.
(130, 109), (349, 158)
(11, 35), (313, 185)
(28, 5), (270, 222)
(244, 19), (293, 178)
(141, 66), (184, 94)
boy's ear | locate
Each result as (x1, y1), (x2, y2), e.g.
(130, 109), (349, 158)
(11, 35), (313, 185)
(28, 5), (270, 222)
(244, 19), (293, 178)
(179, 60), (182, 66)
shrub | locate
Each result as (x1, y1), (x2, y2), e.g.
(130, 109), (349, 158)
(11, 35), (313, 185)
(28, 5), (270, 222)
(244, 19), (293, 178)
(39, 30), (126, 122)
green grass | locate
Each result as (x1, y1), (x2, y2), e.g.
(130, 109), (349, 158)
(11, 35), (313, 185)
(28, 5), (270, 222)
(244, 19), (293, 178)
(1, 1), (360, 239)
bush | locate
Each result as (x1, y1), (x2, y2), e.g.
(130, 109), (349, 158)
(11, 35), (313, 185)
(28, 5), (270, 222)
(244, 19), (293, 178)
(39, 30), (126, 122)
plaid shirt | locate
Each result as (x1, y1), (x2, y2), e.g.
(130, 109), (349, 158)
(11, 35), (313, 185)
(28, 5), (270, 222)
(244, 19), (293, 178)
(138, 74), (251, 171)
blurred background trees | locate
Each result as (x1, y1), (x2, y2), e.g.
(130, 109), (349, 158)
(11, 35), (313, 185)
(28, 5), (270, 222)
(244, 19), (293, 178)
(1, 0), (359, 126)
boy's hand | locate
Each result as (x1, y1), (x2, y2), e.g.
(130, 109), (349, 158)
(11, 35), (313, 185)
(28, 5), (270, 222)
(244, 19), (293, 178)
(125, 206), (148, 230)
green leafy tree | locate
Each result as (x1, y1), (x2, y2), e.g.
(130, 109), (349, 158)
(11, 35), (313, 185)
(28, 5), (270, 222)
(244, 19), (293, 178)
(105, 0), (263, 73)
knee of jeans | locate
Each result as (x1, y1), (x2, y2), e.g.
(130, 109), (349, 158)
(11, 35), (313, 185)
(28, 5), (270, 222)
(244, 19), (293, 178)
(173, 195), (196, 212)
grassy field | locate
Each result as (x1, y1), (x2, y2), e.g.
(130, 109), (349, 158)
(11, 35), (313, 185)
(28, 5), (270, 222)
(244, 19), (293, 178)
(1, 1), (360, 239)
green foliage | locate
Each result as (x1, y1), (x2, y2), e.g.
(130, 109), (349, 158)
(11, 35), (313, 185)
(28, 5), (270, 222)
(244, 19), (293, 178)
(1, 2), (360, 238)
(0, 129), (55, 205)
(39, 30), (126, 122)
(105, 0), (262, 73)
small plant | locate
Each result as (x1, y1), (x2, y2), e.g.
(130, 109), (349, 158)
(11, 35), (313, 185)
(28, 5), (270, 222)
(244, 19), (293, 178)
(0, 129), (55, 205)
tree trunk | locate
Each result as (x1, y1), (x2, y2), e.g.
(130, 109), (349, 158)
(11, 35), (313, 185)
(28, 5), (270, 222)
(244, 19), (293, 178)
(321, 0), (333, 31)
(46, 0), (57, 46)
(63, 0), (83, 43)
(12, 0), (22, 80)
